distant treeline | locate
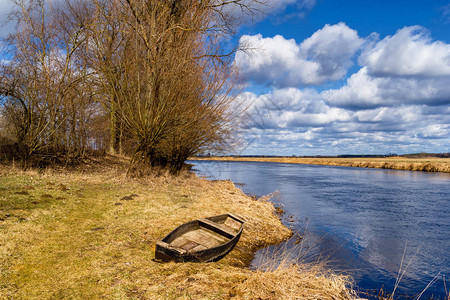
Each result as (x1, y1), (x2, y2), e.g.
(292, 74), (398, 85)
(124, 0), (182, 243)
(401, 153), (450, 158)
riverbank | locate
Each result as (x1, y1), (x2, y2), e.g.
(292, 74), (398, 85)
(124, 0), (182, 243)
(0, 158), (356, 299)
(192, 156), (450, 173)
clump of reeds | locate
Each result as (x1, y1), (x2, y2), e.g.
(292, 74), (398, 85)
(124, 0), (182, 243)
(230, 232), (358, 299)
(232, 240), (359, 300)
(236, 264), (356, 299)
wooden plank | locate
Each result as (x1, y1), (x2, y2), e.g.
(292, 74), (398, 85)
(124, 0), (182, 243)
(156, 241), (186, 254)
(228, 213), (245, 224)
(185, 230), (221, 248)
(170, 236), (190, 248)
(180, 241), (199, 251)
(170, 234), (206, 250)
(223, 218), (241, 232)
(191, 244), (208, 252)
(170, 227), (230, 251)
(198, 218), (237, 238)
(198, 228), (229, 243)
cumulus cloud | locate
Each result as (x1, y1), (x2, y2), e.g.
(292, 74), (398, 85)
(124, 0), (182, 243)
(360, 26), (450, 77)
(236, 34), (308, 86)
(321, 26), (450, 109)
(354, 106), (422, 124)
(300, 23), (364, 80)
(237, 85), (450, 155)
(240, 88), (351, 130)
(234, 23), (450, 155)
(322, 67), (450, 109)
(235, 23), (364, 87)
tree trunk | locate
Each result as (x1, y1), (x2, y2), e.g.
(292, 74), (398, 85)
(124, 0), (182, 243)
(109, 98), (117, 154)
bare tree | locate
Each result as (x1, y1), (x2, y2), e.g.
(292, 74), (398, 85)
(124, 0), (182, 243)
(85, 0), (259, 175)
(0, 0), (94, 168)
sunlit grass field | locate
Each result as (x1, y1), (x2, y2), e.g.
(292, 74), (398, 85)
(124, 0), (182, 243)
(193, 156), (450, 173)
(0, 159), (355, 299)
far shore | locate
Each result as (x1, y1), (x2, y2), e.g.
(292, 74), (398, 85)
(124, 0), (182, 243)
(191, 156), (450, 173)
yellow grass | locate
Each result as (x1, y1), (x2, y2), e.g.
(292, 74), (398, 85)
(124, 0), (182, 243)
(193, 156), (450, 173)
(0, 159), (357, 299)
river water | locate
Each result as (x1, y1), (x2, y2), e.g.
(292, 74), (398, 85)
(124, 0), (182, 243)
(189, 160), (450, 299)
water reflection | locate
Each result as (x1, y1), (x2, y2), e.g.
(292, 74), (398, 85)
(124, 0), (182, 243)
(189, 160), (450, 299)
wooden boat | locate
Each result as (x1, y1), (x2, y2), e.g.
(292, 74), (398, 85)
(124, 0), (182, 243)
(155, 213), (245, 262)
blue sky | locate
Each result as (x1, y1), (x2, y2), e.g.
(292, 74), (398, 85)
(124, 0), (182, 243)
(0, 0), (449, 156)
(231, 0), (450, 156)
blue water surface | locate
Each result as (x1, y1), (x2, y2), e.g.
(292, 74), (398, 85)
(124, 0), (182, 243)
(189, 160), (450, 299)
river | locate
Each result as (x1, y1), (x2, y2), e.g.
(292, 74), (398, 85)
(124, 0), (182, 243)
(189, 160), (450, 299)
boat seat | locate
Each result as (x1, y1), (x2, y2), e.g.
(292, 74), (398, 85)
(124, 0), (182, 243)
(198, 218), (236, 238)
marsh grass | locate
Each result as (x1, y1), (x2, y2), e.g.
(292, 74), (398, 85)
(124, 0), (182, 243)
(0, 159), (357, 299)
(239, 235), (358, 300)
(193, 157), (450, 173)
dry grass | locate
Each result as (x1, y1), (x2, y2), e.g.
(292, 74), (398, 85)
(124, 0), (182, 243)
(0, 158), (357, 299)
(234, 264), (355, 300)
(193, 156), (450, 173)
(238, 241), (358, 300)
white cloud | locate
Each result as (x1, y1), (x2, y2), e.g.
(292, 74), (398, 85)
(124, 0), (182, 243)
(360, 26), (450, 77)
(420, 124), (449, 138)
(236, 34), (309, 86)
(320, 26), (450, 109)
(240, 88), (351, 130)
(237, 85), (450, 155)
(280, 107), (351, 127)
(235, 24), (450, 155)
(322, 67), (450, 109)
(300, 23), (364, 80)
(354, 106), (422, 124)
(235, 23), (364, 87)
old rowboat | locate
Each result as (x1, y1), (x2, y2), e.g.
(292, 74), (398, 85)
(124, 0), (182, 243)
(155, 213), (245, 262)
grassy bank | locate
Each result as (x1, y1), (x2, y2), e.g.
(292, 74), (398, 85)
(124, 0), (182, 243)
(0, 159), (356, 299)
(192, 156), (450, 173)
